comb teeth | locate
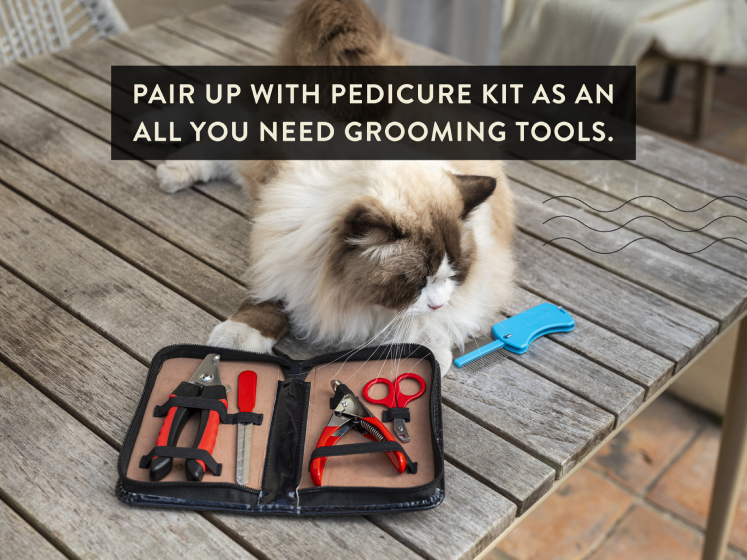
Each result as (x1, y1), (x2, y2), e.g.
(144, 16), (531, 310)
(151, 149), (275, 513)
(457, 346), (510, 374)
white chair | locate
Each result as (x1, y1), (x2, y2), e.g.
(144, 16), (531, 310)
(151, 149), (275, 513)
(0, 0), (128, 64)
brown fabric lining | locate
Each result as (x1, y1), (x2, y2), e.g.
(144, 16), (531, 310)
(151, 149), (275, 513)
(126, 355), (434, 491)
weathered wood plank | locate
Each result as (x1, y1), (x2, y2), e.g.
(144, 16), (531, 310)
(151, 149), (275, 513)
(442, 407), (554, 515)
(0, 499), (67, 560)
(369, 462), (516, 560)
(38, 43), (257, 215)
(533, 158), (747, 253)
(0, 184), (214, 359)
(443, 357), (615, 478)
(0, 364), (256, 559)
(158, 16), (271, 64)
(210, 514), (421, 560)
(461, 319), (645, 426)
(22, 53), (146, 124)
(109, 24), (240, 66)
(57, 38), (155, 83)
(514, 231), (719, 368)
(0, 62), (110, 139)
(505, 160), (747, 282)
(510, 179), (747, 326)
(189, 5), (283, 55)
(633, 128), (747, 211)
(0, 142), (244, 319)
(502, 287), (674, 398)
(0, 268), (144, 442)
(0, 83), (251, 279)
(19, 50), (253, 215)
(21, 55), (112, 112)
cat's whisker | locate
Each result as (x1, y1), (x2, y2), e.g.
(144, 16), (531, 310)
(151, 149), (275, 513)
(340, 309), (408, 384)
(316, 308), (407, 376)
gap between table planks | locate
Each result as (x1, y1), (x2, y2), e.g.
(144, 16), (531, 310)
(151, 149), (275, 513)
(0, 495), (68, 560)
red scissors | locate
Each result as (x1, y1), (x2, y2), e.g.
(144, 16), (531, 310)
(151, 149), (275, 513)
(363, 373), (426, 443)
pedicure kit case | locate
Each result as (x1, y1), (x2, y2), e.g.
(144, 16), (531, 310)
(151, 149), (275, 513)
(116, 343), (445, 515)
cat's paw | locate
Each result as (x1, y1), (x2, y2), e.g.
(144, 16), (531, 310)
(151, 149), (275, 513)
(207, 320), (275, 354)
(157, 161), (199, 194)
(432, 346), (453, 377)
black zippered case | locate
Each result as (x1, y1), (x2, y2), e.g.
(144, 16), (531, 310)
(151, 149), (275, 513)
(116, 343), (444, 515)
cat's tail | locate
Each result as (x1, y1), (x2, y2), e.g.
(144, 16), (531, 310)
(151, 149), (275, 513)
(276, 0), (406, 66)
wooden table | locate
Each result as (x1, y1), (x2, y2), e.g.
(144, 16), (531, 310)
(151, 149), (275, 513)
(0, 4), (746, 559)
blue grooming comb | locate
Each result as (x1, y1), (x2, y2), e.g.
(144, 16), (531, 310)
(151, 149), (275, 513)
(454, 303), (575, 368)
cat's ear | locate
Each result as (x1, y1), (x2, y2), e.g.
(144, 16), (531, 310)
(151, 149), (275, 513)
(453, 174), (497, 218)
(344, 197), (401, 244)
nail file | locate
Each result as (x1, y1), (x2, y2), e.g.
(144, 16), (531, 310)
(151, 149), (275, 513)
(236, 370), (257, 485)
(454, 303), (575, 369)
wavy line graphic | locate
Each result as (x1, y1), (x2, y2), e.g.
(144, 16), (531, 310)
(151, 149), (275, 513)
(542, 214), (747, 233)
(542, 195), (747, 213)
(543, 236), (747, 255)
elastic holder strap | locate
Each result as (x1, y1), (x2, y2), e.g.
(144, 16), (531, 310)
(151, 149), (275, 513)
(231, 411), (263, 425)
(140, 446), (222, 476)
(153, 396), (263, 426)
(309, 441), (418, 474)
(382, 407), (410, 423)
(329, 383), (354, 409)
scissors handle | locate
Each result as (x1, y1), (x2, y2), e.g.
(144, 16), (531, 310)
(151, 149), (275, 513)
(394, 373), (426, 407)
(362, 378), (397, 409)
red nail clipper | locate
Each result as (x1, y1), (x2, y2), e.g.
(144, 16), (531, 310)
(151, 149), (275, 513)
(149, 353), (228, 482)
(310, 380), (407, 486)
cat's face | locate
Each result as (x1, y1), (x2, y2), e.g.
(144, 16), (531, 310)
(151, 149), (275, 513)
(328, 170), (496, 316)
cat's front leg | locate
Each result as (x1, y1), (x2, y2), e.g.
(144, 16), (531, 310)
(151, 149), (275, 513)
(432, 345), (453, 377)
(207, 299), (288, 354)
(157, 160), (240, 194)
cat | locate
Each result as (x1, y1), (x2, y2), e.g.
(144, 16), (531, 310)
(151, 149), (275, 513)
(156, 0), (515, 375)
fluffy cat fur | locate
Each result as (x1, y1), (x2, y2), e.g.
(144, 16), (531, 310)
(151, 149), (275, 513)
(157, 0), (515, 375)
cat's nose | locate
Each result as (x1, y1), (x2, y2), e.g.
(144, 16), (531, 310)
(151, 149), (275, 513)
(429, 303), (443, 310)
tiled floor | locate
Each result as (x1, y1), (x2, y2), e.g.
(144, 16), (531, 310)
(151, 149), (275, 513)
(486, 395), (747, 560)
(637, 63), (747, 163)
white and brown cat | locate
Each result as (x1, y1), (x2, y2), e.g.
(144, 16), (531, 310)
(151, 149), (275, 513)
(156, 0), (515, 375)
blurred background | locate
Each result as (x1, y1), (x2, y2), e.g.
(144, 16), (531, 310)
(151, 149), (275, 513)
(1, 0), (744, 558)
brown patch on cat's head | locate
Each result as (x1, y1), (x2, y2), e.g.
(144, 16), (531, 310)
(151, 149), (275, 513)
(325, 173), (495, 312)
